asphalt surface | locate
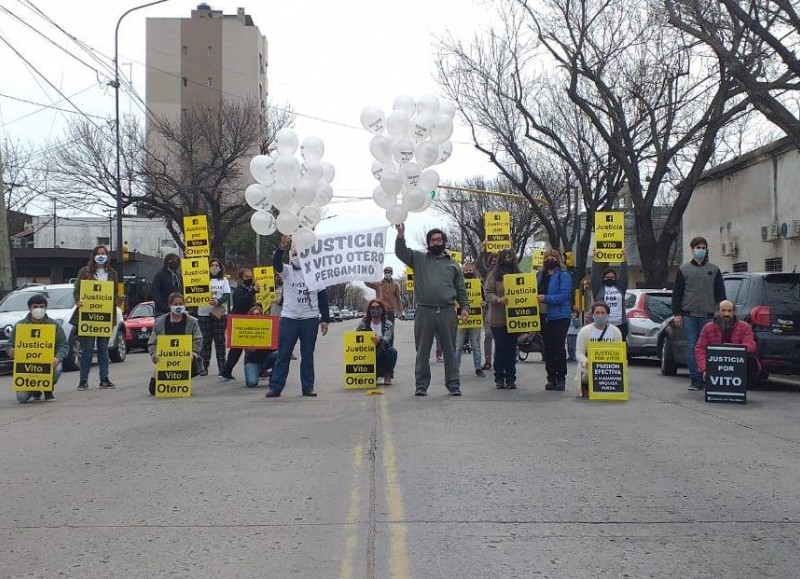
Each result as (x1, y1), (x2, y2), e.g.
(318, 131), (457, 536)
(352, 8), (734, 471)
(2, 320), (800, 578)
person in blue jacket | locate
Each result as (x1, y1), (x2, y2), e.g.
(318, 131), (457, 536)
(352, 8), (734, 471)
(537, 249), (573, 391)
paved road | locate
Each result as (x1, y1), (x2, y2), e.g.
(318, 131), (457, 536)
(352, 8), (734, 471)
(2, 320), (800, 578)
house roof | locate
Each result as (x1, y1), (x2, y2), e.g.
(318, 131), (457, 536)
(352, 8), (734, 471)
(699, 136), (796, 183)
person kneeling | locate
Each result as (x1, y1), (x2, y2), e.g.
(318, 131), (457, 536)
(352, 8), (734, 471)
(356, 300), (397, 386)
(147, 293), (203, 395)
(695, 300), (758, 390)
(243, 305), (278, 388)
(576, 302), (624, 398)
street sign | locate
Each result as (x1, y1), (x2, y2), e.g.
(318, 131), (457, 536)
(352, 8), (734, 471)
(705, 345), (747, 404)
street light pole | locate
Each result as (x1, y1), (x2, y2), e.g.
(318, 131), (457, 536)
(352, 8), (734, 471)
(114, 0), (169, 269)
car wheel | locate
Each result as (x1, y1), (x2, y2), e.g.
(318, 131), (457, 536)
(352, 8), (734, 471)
(109, 330), (127, 363)
(660, 336), (677, 376)
(63, 334), (80, 372)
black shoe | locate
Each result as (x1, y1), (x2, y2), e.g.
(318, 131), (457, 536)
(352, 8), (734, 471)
(688, 380), (704, 391)
(495, 382), (507, 389)
(302, 390), (318, 397)
(30, 391), (42, 400)
(506, 382), (517, 390)
(264, 390), (281, 398)
(99, 379), (116, 389)
(545, 381), (555, 390)
(481, 362), (491, 370)
(198, 369), (208, 377)
(553, 381), (566, 391)
(414, 388), (427, 396)
(43, 392), (55, 401)
(77, 381), (88, 390)
(475, 369), (485, 377)
(449, 389), (462, 396)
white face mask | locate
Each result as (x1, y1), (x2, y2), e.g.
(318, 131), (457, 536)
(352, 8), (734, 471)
(31, 306), (46, 320)
(209, 265), (220, 276)
(94, 254), (108, 265)
(170, 305), (186, 315)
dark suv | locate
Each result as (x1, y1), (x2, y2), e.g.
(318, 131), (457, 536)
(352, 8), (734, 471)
(659, 272), (800, 380)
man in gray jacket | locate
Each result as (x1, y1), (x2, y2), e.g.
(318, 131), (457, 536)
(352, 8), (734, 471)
(395, 224), (469, 396)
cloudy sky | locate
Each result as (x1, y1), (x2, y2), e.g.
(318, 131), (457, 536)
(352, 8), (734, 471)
(0, 0), (501, 265)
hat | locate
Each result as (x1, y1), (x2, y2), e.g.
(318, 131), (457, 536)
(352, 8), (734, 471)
(27, 294), (48, 307)
(384, 266), (393, 273)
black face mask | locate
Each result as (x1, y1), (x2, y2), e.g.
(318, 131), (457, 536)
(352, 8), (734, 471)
(500, 260), (514, 270)
(544, 260), (558, 271)
(428, 244), (445, 256)
(464, 272), (475, 279)
(603, 278), (616, 287)
(242, 279), (254, 287)
(167, 260), (179, 270)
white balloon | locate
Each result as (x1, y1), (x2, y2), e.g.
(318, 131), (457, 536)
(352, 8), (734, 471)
(418, 169), (440, 192)
(392, 95), (416, 116)
(268, 182), (294, 211)
(411, 114), (435, 141)
(380, 171), (403, 195)
(298, 206), (321, 229)
(276, 211), (300, 234)
(360, 106), (386, 134)
(292, 226), (317, 251)
(302, 160), (324, 181)
(312, 182), (334, 207)
(275, 128), (299, 155)
(245, 183), (273, 211)
(400, 162), (421, 187)
(276, 154), (301, 186)
(401, 187), (426, 211)
(321, 162), (336, 184)
(392, 138), (415, 164)
(371, 161), (393, 181)
(386, 205), (408, 225)
(369, 135), (393, 163)
(250, 211), (277, 235)
(435, 140), (453, 165)
(373, 185), (398, 209)
(416, 94), (440, 116)
(415, 141), (439, 169)
(294, 179), (317, 208)
(431, 114), (454, 144)
(300, 136), (325, 162)
(439, 100), (457, 119)
(249, 155), (276, 185)
(386, 110), (411, 137)
(411, 190), (435, 213)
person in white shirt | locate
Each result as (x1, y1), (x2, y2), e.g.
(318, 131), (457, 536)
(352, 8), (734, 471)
(356, 299), (398, 386)
(196, 258), (231, 376)
(576, 301), (623, 398)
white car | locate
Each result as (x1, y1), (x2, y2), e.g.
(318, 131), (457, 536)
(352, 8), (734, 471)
(0, 284), (127, 371)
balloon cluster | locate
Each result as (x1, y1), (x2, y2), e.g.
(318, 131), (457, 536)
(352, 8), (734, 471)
(360, 94), (454, 225)
(245, 129), (335, 251)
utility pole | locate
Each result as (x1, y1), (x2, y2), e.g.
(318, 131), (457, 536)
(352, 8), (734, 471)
(0, 142), (13, 292)
(53, 199), (57, 249)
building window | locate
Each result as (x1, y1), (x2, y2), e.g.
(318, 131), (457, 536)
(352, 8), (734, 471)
(765, 258), (783, 272)
(182, 45), (187, 55)
(182, 77), (187, 87)
(207, 45), (212, 57)
(207, 77), (213, 87)
(732, 262), (748, 272)
(97, 237), (110, 247)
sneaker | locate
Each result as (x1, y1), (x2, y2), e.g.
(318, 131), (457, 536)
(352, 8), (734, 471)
(553, 381), (566, 391)
(449, 389), (462, 396)
(383, 377), (393, 386)
(688, 380), (704, 391)
(76, 381), (88, 390)
(495, 382), (507, 389)
(302, 390), (318, 397)
(264, 390), (281, 398)
(545, 381), (555, 390)
(198, 369), (208, 377)
(414, 388), (427, 396)
(475, 369), (485, 378)
(481, 362), (491, 370)
(30, 391), (42, 400)
(506, 382), (517, 390)
(43, 392), (55, 401)
(218, 374), (234, 382)
(98, 379), (116, 389)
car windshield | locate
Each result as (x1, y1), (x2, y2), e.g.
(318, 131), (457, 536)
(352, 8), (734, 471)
(0, 288), (75, 312)
(129, 303), (154, 318)
(764, 274), (800, 315)
(645, 294), (673, 324)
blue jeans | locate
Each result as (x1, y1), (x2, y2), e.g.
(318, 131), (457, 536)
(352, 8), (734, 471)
(455, 327), (482, 370)
(683, 315), (713, 382)
(16, 362), (62, 403)
(244, 352), (278, 388)
(377, 346), (398, 378)
(79, 335), (109, 382)
(567, 334), (577, 361)
(268, 317), (320, 394)
(491, 326), (517, 385)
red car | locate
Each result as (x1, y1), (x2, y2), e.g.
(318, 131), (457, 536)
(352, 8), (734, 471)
(124, 301), (156, 351)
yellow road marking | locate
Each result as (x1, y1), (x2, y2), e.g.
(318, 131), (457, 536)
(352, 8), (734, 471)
(380, 394), (411, 578)
(339, 437), (364, 579)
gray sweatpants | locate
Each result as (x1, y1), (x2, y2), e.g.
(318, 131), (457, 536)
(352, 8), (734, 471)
(414, 305), (460, 392)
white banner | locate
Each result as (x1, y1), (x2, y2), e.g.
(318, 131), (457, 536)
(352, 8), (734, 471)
(299, 227), (387, 291)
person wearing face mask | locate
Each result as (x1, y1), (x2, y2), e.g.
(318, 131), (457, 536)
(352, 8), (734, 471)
(590, 248), (629, 340)
(196, 258), (231, 377)
(476, 245), (498, 371)
(537, 249), (574, 391)
(575, 302), (624, 398)
(243, 305), (279, 388)
(485, 249), (522, 389)
(9, 294), (69, 403)
(73, 245), (119, 390)
(694, 300), (758, 390)
(395, 224), (469, 397)
(356, 299), (398, 386)
(219, 268), (260, 381)
(151, 253), (183, 317)
(671, 236), (726, 390)
(365, 267), (403, 323)
(147, 293), (203, 396)
(265, 235), (331, 398)
(454, 262), (485, 378)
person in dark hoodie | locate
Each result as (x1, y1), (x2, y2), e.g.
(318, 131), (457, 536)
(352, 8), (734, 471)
(151, 253), (182, 316)
(672, 236), (726, 390)
(219, 267), (260, 381)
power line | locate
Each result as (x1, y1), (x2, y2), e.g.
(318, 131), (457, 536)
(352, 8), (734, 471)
(0, 91), (107, 121)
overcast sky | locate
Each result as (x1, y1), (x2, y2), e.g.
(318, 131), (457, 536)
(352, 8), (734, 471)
(0, 0), (501, 267)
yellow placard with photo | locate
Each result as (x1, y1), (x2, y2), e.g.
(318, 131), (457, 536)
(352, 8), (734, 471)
(503, 273), (540, 333)
(253, 266), (276, 309)
(154, 335), (192, 398)
(181, 257), (211, 307)
(183, 214), (210, 258)
(404, 266), (414, 293)
(12, 324), (56, 392)
(594, 211), (624, 263)
(458, 278), (483, 329)
(78, 280), (115, 337)
(588, 341), (628, 401)
(343, 331), (377, 390)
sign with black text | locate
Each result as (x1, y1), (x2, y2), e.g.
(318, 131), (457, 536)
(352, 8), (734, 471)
(78, 280), (115, 337)
(154, 335), (192, 398)
(503, 273), (540, 333)
(253, 266), (276, 310)
(343, 331), (377, 389)
(705, 345), (747, 404)
(181, 257), (211, 307)
(458, 278), (483, 329)
(588, 341), (628, 401)
(404, 266), (414, 293)
(484, 211), (512, 252)
(183, 215), (210, 258)
(594, 211), (624, 263)
(12, 324), (56, 392)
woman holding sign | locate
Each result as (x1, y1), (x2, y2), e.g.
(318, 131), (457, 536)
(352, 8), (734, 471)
(73, 245), (118, 391)
(484, 249), (522, 389)
(147, 293), (203, 395)
(575, 302), (623, 398)
(197, 258), (231, 376)
(538, 249), (573, 391)
(356, 299), (397, 386)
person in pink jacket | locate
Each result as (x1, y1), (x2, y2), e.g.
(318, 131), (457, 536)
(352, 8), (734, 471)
(695, 300), (758, 387)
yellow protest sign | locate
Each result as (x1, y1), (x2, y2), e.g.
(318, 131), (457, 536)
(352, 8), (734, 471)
(78, 280), (115, 337)
(448, 249), (463, 264)
(404, 266), (414, 293)
(12, 324), (56, 392)
(343, 331), (377, 389)
(253, 266), (276, 309)
(594, 211), (624, 263)
(588, 341), (628, 401)
(154, 335), (192, 398)
(484, 211), (512, 252)
(226, 315), (278, 349)
(531, 249), (545, 271)
(183, 215), (210, 258)
(458, 278), (483, 329)
(181, 257), (211, 307)
(503, 273), (540, 333)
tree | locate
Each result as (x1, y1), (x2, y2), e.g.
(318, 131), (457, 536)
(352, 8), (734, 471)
(2, 139), (46, 212)
(325, 282), (348, 308)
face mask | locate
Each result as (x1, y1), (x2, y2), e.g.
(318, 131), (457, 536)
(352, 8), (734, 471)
(603, 278), (616, 287)
(168, 260), (179, 270)
(464, 272), (475, 279)
(30, 307), (46, 320)
(692, 248), (706, 261)
(593, 314), (608, 326)
(545, 260), (558, 271)
(171, 305), (186, 315)
(428, 244), (445, 256)
(384, 274), (392, 281)
(209, 265), (220, 276)
(94, 255), (108, 265)
(370, 308), (382, 317)
(242, 279), (254, 287)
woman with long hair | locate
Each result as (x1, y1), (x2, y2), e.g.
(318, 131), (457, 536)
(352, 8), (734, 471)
(484, 248), (522, 389)
(356, 299), (398, 385)
(538, 249), (573, 391)
(243, 305), (278, 388)
(196, 257), (231, 376)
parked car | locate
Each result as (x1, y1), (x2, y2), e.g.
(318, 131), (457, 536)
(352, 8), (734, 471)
(341, 309), (354, 320)
(625, 289), (673, 358)
(658, 272), (800, 381)
(330, 306), (342, 322)
(124, 301), (155, 352)
(0, 284), (127, 371)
